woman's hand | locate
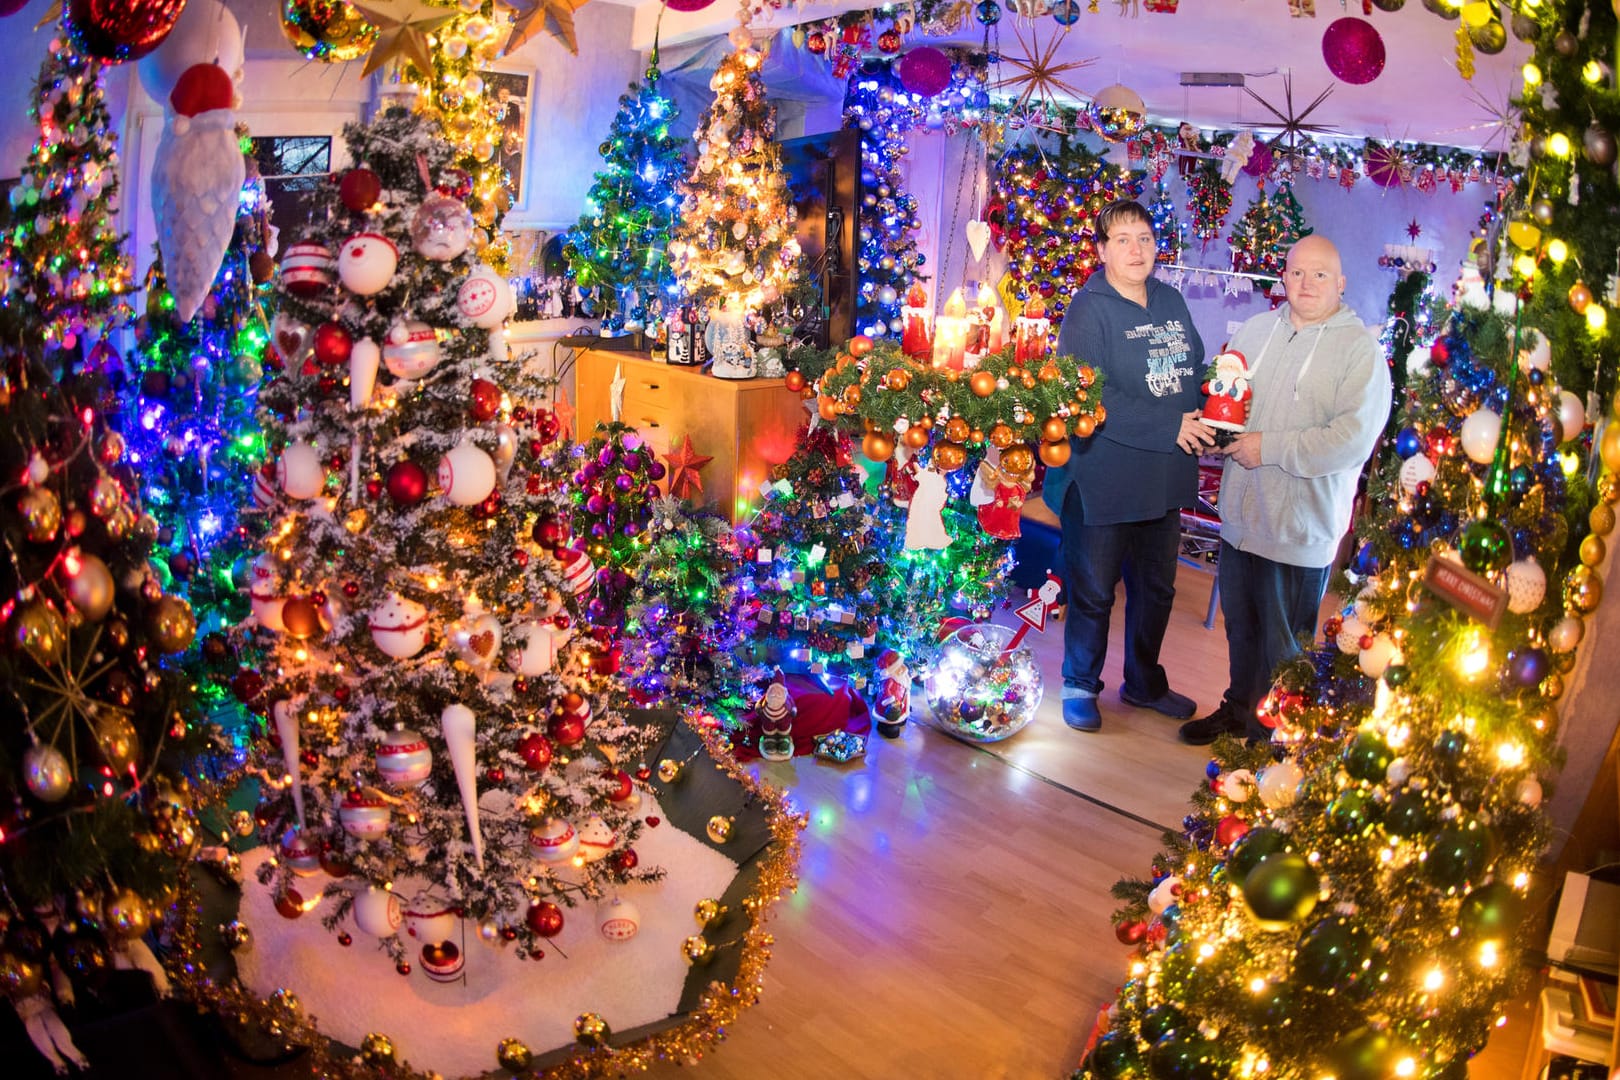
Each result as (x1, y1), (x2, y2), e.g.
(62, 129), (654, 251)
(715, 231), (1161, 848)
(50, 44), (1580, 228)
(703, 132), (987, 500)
(1177, 411), (1217, 455)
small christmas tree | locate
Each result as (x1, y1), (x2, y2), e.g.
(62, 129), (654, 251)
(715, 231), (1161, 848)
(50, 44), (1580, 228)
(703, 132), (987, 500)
(566, 420), (663, 626)
(843, 60), (925, 341)
(564, 63), (685, 333)
(1185, 162), (1233, 251)
(0, 34), (134, 349)
(1229, 181), (1311, 283)
(1149, 182), (1181, 265)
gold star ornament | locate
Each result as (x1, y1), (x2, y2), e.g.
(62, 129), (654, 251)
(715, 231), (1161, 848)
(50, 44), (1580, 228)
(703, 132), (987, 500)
(501, 0), (592, 56)
(352, 0), (457, 77)
(994, 20), (1096, 117)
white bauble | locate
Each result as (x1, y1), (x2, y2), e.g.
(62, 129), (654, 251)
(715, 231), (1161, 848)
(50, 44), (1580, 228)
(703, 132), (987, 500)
(350, 337), (380, 408)
(1221, 768), (1257, 802)
(279, 828), (321, 877)
(352, 887), (403, 937)
(1353, 586), (1381, 626)
(438, 441), (497, 506)
(1548, 616), (1584, 653)
(1357, 633), (1401, 678)
(1516, 776), (1544, 808)
(1385, 757), (1412, 787)
(1335, 615), (1368, 655)
(597, 896), (640, 943)
(1257, 760), (1304, 809)
(1520, 328), (1552, 372)
(456, 264), (513, 329)
(1558, 390), (1586, 443)
(1505, 558), (1547, 614)
(337, 231), (398, 296)
(1399, 453), (1436, 495)
(271, 310), (310, 364)
(405, 906), (458, 944)
(576, 815), (617, 863)
(276, 442), (324, 500)
(369, 593), (429, 659)
(527, 817), (578, 863)
(450, 611), (502, 667)
(505, 619), (570, 676)
(382, 319), (441, 379)
(1460, 408), (1503, 464)
(1147, 875), (1182, 915)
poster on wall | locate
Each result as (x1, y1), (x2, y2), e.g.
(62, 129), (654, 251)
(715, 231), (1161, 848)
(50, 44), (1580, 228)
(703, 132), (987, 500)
(483, 69), (531, 209)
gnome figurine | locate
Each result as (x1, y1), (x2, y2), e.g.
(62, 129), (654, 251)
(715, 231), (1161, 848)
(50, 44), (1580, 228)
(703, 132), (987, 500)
(755, 669), (797, 762)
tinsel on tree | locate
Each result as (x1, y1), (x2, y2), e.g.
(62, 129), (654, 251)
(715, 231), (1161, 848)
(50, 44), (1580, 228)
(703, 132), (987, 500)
(0, 34), (134, 349)
(668, 42), (803, 317)
(564, 64), (684, 333)
(740, 423), (887, 676)
(1149, 182), (1181, 265)
(247, 107), (661, 961)
(1185, 162), (1233, 252)
(843, 60), (925, 341)
(1228, 181), (1310, 283)
(1079, 303), (1602, 1080)
(991, 141), (1137, 325)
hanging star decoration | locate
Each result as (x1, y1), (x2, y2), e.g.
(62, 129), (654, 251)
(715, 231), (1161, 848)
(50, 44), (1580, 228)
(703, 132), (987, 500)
(1241, 73), (1338, 161)
(1456, 80), (1521, 165)
(352, 0), (458, 77)
(1407, 219), (1423, 240)
(664, 434), (714, 501)
(17, 623), (131, 771)
(994, 20), (1096, 127)
(500, 0), (592, 56)
(552, 386), (576, 441)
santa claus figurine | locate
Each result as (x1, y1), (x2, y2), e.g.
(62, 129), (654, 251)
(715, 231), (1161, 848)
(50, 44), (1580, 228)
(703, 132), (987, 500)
(755, 669), (797, 762)
(873, 650), (911, 739)
(1201, 350), (1252, 448)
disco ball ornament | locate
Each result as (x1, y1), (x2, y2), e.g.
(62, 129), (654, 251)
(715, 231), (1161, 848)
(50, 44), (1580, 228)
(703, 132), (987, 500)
(924, 623), (1042, 742)
(1322, 17), (1386, 85)
(1457, 519), (1512, 575)
(1087, 84), (1147, 143)
(279, 0), (378, 63)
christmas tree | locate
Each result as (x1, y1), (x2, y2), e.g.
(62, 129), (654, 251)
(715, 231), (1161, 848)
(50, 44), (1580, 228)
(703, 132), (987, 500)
(1149, 182), (1181, 265)
(246, 106), (661, 963)
(564, 65), (684, 333)
(1081, 304), (1600, 1080)
(669, 41), (803, 317)
(1185, 162), (1233, 252)
(1228, 181), (1311, 284)
(0, 34), (134, 350)
(566, 420), (662, 627)
(843, 60), (925, 341)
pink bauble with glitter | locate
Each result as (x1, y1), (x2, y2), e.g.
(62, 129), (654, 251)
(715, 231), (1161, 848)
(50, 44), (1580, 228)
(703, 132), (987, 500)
(897, 46), (952, 98)
(1322, 17), (1386, 85)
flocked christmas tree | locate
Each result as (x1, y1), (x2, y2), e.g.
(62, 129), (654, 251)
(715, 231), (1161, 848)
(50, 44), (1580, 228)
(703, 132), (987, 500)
(0, 33), (135, 350)
(843, 60), (925, 341)
(246, 107), (661, 964)
(1228, 181), (1311, 283)
(668, 40), (803, 318)
(564, 63), (685, 333)
(1080, 301), (1601, 1080)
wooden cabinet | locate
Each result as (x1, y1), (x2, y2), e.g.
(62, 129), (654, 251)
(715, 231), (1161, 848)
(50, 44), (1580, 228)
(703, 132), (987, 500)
(573, 350), (807, 522)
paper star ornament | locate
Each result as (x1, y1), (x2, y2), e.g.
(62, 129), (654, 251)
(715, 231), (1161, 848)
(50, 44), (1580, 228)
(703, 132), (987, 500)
(552, 386), (575, 441)
(664, 435), (714, 501)
(501, 0), (591, 56)
(353, 0), (456, 77)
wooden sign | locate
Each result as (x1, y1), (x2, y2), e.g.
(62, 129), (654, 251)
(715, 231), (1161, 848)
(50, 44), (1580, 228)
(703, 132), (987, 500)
(1423, 556), (1508, 628)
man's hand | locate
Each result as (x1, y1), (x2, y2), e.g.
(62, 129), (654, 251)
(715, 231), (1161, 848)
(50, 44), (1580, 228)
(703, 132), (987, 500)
(1221, 431), (1263, 468)
(1177, 411), (1217, 455)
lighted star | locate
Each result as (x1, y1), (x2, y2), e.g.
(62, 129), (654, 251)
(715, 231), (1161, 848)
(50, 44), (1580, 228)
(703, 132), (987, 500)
(664, 434), (714, 501)
(994, 20), (1096, 119)
(1407, 219), (1423, 240)
(352, 0), (457, 78)
(552, 386), (576, 441)
(500, 0), (591, 56)
(609, 363), (627, 423)
(1241, 73), (1339, 161)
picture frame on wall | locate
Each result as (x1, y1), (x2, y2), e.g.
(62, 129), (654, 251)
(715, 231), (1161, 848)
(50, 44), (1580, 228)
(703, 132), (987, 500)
(482, 67), (533, 216)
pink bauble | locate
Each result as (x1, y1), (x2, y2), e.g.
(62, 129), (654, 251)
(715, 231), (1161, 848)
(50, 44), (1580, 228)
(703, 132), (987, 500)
(1322, 17), (1386, 85)
(0, 0), (31, 15)
(664, 0), (716, 9)
(897, 47), (952, 98)
(1243, 141), (1274, 178)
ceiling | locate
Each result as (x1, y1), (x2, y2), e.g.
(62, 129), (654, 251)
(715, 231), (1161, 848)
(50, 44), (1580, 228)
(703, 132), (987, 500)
(611, 0), (1529, 151)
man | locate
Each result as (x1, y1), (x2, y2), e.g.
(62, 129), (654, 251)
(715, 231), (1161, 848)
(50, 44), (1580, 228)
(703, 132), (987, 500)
(1045, 199), (1213, 732)
(1179, 235), (1392, 745)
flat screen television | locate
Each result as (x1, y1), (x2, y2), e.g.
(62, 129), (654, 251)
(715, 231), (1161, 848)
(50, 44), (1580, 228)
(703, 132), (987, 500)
(779, 129), (859, 348)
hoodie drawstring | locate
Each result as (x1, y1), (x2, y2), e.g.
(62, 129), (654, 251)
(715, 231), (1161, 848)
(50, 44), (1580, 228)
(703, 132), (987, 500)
(1248, 315), (1328, 403)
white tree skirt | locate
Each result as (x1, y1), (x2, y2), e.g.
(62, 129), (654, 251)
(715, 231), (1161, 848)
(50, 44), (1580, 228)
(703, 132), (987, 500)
(236, 793), (739, 1079)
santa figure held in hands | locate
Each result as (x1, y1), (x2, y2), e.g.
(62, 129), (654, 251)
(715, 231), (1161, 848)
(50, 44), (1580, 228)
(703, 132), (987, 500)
(1201, 349), (1252, 448)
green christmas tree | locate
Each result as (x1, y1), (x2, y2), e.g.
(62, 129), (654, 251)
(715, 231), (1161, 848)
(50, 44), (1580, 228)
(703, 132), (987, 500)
(1228, 182), (1311, 284)
(1080, 304), (1598, 1080)
(564, 64), (684, 332)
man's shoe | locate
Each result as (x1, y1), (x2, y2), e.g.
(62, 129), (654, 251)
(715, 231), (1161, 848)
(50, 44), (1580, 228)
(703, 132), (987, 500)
(1178, 701), (1246, 746)
(1062, 696), (1101, 732)
(1120, 686), (1197, 719)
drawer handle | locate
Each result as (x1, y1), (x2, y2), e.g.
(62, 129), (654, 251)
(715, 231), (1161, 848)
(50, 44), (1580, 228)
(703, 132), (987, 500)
(639, 381), (661, 391)
(639, 417), (660, 428)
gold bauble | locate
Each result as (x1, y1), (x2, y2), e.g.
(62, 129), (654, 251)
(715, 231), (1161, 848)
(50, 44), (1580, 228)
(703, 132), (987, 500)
(969, 370), (997, 397)
(933, 443), (967, 472)
(574, 1012), (612, 1046)
(1542, 673), (1565, 699)
(23, 743), (72, 802)
(147, 596), (197, 654)
(1581, 534), (1607, 567)
(359, 1032), (396, 1066)
(1564, 565), (1603, 614)
(12, 599), (66, 666)
(279, 0), (379, 63)
(656, 758), (682, 783)
(102, 889), (151, 940)
(945, 417), (971, 444)
(705, 814), (735, 843)
(902, 425), (931, 449)
(861, 432), (895, 463)
(95, 711), (140, 772)
(1041, 416), (1069, 443)
(693, 899), (726, 929)
(1002, 446), (1035, 475)
(841, 384), (863, 407)
(1602, 424), (1620, 474)
(0, 951), (44, 999)
(1600, 474), (1620, 505)
(989, 423), (1015, 449)
(1039, 438), (1072, 468)
(67, 554), (115, 621)
(218, 920), (253, 951)
(280, 596), (323, 640)
(269, 988), (301, 1018)
(681, 935), (714, 965)
(18, 487), (61, 542)
(231, 810), (256, 837)
(496, 1037), (533, 1071)
(1591, 501), (1616, 538)
(89, 474), (123, 518)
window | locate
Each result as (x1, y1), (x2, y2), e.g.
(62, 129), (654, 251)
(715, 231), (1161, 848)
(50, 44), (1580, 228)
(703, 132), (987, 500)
(251, 136), (333, 237)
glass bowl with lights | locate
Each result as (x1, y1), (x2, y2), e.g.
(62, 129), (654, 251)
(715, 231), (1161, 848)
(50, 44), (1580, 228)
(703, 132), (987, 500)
(923, 623), (1043, 742)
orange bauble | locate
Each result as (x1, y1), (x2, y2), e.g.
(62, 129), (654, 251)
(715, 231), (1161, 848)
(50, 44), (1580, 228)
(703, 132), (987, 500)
(970, 371), (997, 397)
(862, 433), (896, 462)
(933, 443), (967, 471)
(818, 397), (840, 422)
(1039, 440), (1072, 468)
(945, 417), (971, 443)
(969, 428), (985, 444)
(1038, 363), (1062, 383)
(1073, 414), (1097, 438)
(1002, 446), (1035, 474)
(1569, 281), (1593, 314)
(1078, 365), (1096, 388)
(1094, 404), (1108, 424)
(849, 334), (874, 357)
(785, 370), (807, 392)
(1022, 375), (1037, 389)
(1041, 416), (1069, 443)
(842, 384), (863, 407)
(886, 368), (910, 390)
(989, 424), (1015, 449)
(903, 425), (931, 449)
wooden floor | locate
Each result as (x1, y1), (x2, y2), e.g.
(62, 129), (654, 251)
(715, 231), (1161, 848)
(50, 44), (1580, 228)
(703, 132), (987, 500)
(639, 560), (1534, 1080)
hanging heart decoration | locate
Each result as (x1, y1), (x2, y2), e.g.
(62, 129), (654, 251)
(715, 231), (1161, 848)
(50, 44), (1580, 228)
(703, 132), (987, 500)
(965, 220), (992, 262)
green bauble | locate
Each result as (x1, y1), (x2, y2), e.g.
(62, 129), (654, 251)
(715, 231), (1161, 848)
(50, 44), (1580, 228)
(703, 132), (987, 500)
(1326, 1027), (1395, 1080)
(1425, 819), (1494, 890)
(1458, 519), (1513, 574)
(1342, 730), (1393, 782)
(1382, 663), (1410, 687)
(1248, 980), (1295, 1026)
(1384, 789), (1434, 838)
(1090, 1031), (1147, 1080)
(1432, 728), (1468, 774)
(1226, 827), (1290, 888)
(1328, 789), (1381, 835)
(1149, 1032), (1230, 1080)
(1457, 881), (1521, 939)
(1242, 854), (1320, 931)
(1138, 1004), (1187, 1045)
(1294, 915), (1373, 989)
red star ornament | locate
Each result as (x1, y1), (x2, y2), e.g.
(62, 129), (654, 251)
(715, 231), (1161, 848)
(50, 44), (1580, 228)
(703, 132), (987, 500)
(551, 387), (576, 442)
(664, 434), (714, 501)
(1406, 219), (1423, 240)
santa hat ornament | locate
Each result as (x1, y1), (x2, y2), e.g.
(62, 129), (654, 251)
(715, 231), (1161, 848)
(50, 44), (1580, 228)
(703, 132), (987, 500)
(151, 63), (245, 322)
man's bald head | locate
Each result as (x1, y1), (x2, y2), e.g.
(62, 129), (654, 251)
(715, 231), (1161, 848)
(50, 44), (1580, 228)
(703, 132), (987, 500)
(1282, 235), (1347, 328)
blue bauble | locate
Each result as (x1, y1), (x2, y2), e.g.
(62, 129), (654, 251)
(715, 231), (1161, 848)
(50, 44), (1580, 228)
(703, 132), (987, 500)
(1509, 647), (1549, 687)
(1352, 541), (1381, 576)
(1509, 464), (1535, 496)
(1052, 0), (1083, 25)
(1394, 425), (1423, 458)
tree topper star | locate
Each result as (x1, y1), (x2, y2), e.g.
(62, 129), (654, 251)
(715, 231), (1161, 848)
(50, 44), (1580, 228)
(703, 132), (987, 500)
(500, 0), (592, 56)
(352, 1), (458, 78)
(664, 434), (714, 501)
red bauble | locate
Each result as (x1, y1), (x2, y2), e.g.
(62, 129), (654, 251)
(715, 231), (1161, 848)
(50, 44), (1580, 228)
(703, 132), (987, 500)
(1144, 920), (1168, 948)
(275, 889), (305, 919)
(512, 549), (530, 568)
(470, 378), (502, 422)
(486, 766), (505, 784)
(313, 322), (353, 367)
(386, 460), (430, 506)
(604, 769), (633, 801)
(1429, 340), (1451, 367)
(1114, 920), (1147, 946)
(518, 731), (554, 771)
(65, 0), (186, 62)
(1321, 17), (1386, 86)
(230, 669), (266, 706)
(396, 961), (412, 976)
(610, 847), (639, 872)
(532, 516), (566, 548)
(338, 932), (352, 947)
(365, 478), (383, 500)
(525, 901), (564, 938)
(1215, 814), (1251, 847)
(664, 0), (716, 9)
(339, 168), (382, 213)
(546, 712), (585, 747)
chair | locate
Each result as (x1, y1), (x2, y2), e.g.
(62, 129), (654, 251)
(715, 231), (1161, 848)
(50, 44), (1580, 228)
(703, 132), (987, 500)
(1178, 459), (1223, 630)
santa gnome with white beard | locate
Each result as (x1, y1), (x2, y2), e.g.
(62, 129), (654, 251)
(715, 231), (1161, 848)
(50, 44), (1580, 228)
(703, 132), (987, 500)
(151, 63), (245, 322)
